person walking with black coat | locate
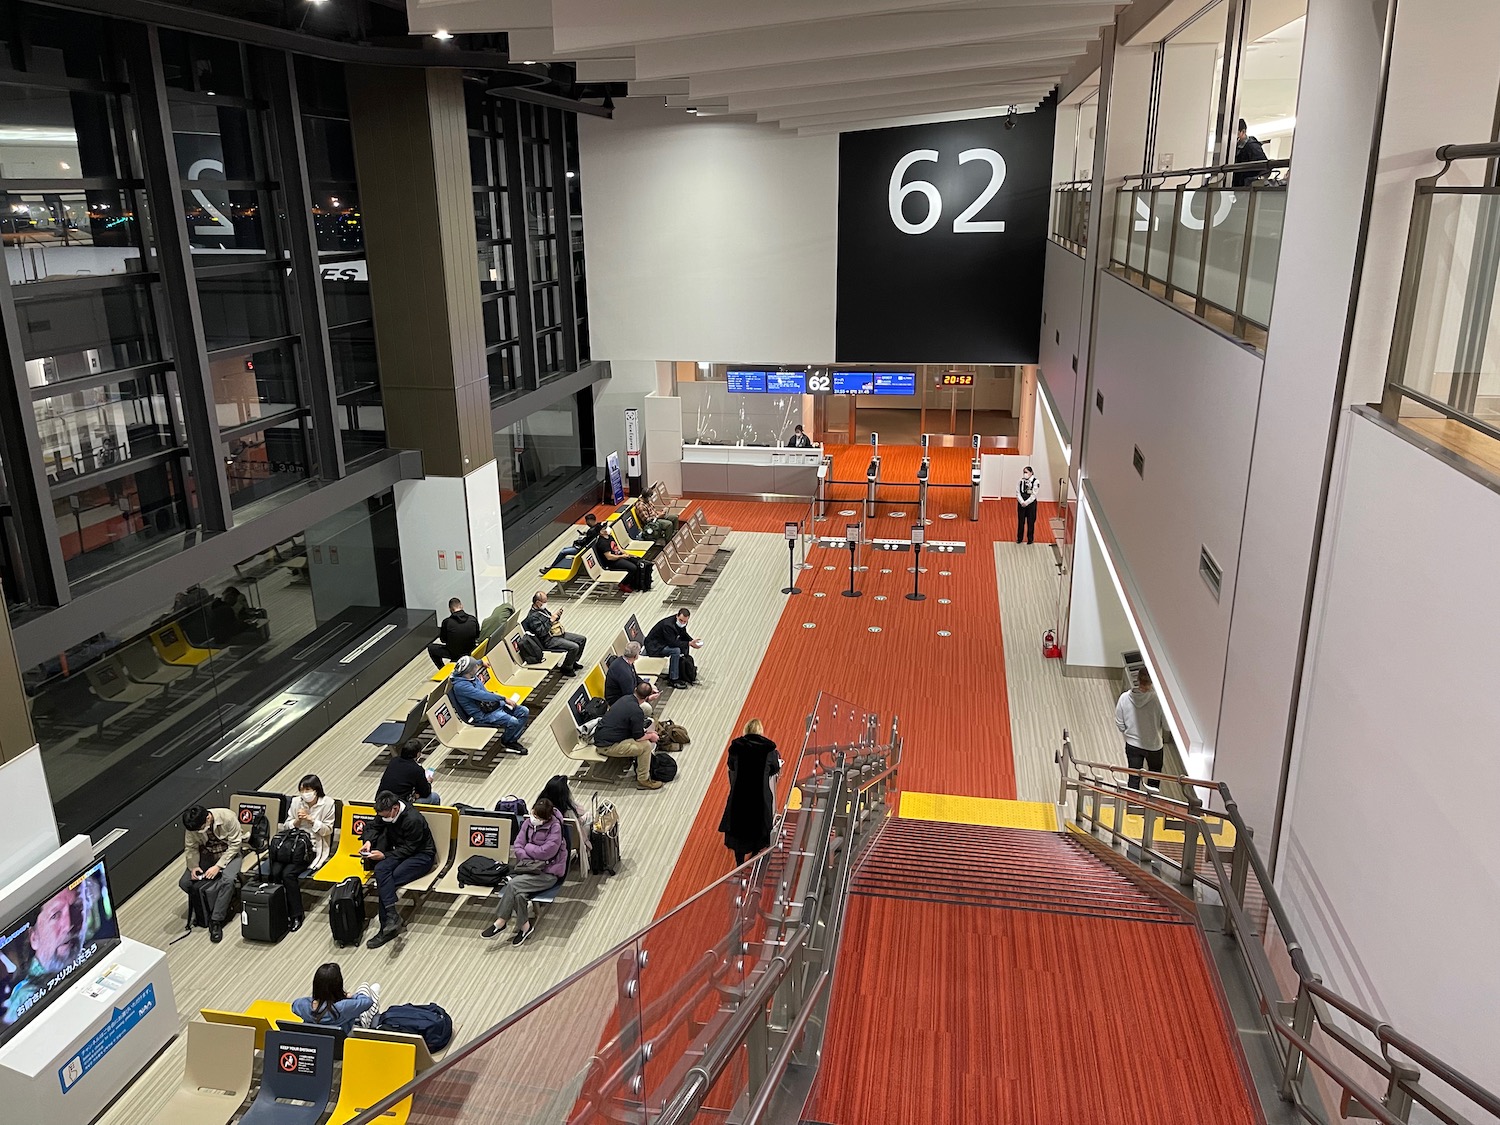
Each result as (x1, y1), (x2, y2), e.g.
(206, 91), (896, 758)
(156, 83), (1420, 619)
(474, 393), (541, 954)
(719, 719), (781, 864)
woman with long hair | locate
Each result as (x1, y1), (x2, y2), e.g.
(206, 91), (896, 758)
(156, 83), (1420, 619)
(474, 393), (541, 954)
(481, 798), (567, 945)
(291, 962), (381, 1034)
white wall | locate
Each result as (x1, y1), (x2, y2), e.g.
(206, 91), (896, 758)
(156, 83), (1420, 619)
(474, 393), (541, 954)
(0, 748), (60, 889)
(578, 98), (839, 364)
(1086, 274), (1264, 758)
(394, 460), (508, 615)
(1341, 0), (1500, 407)
(593, 359), (663, 469)
(1215, 0), (1391, 835)
(1282, 411), (1500, 1091)
(1039, 239), (1085, 446)
(1065, 501), (1135, 670)
(1153, 43), (1219, 171)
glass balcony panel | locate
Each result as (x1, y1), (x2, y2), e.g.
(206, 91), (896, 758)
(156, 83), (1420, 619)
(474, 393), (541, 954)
(1125, 190), (1148, 274)
(1145, 190), (1178, 286)
(34, 372), (177, 485)
(1169, 191), (1207, 293)
(1199, 189), (1251, 312)
(1243, 189), (1287, 326)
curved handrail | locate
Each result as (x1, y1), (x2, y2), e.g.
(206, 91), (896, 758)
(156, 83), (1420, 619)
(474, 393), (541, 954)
(1057, 730), (1500, 1125)
(1120, 157), (1290, 186)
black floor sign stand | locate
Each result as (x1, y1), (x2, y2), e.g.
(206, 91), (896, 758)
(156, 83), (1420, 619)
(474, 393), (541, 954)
(782, 524), (802, 595)
(906, 537), (926, 602)
(842, 539), (862, 598)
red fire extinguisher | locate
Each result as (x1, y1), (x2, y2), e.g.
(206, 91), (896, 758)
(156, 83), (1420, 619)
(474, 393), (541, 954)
(1042, 629), (1061, 659)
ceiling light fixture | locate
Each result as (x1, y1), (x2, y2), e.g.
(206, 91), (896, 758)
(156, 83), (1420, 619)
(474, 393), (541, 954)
(432, 29), (453, 41)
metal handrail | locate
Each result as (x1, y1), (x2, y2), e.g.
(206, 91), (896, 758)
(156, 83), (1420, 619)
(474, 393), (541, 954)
(1121, 157), (1290, 185)
(1057, 732), (1500, 1125)
(1435, 142), (1500, 163)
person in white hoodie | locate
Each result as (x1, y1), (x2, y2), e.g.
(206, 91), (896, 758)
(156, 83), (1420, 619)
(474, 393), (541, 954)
(1114, 669), (1165, 790)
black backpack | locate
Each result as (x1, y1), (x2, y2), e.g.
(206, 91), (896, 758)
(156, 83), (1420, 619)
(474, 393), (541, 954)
(457, 856), (510, 887)
(246, 809), (271, 855)
(328, 876), (366, 947)
(379, 1003), (453, 1052)
(650, 752), (678, 782)
(269, 828), (314, 869)
(516, 633), (545, 664)
(582, 697), (608, 721)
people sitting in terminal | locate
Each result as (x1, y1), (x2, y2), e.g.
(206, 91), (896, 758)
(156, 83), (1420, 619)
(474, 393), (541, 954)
(179, 805), (248, 943)
(480, 797), (568, 945)
(1115, 669), (1166, 791)
(291, 962), (382, 1034)
(450, 655), (530, 753)
(1016, 465), (1039, 546)
(427, 597), (481, 668)
(361, 791), (439, 949)
(786, 424), (814, 449)
(1233, 118), (1268, 186)
(597, 534), (652, 592)
(719, 719), (782, 865)
(259, 773), (336, 933)
(537, 773), (591, 873)
(377, 740), (441, 807)
(635, 495), (679, 541)
(605, 642), (659, 707)
(593, 682), (664, 791)
(540, 513), (603, 574)
(645, 607), (703, 688)
(523, 590), (586, 676)
(209, 585), (268, 645)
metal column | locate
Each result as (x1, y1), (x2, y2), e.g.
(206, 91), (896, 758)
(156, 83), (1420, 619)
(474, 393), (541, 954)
(864, 432), (880, 520)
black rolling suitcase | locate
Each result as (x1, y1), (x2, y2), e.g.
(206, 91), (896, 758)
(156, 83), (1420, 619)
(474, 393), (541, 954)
(241, 882), (289, 943)
(589, 797), (621, 876)
(329, 876), (367, 947)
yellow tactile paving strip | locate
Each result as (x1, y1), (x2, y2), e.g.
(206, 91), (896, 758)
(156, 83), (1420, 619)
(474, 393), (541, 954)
(899, 792), (1059, 831)
(1092, 805), (1236, 847)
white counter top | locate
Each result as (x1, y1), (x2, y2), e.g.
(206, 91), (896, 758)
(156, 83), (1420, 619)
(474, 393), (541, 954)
(681, 444), (823, 466)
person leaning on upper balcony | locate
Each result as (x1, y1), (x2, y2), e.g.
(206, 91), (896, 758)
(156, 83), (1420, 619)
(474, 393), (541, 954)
(1233, 119), (1268, 187)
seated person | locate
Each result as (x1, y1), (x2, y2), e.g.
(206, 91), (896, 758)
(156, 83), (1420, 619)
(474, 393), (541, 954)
(377, 739), (441, 806)
(632, 497), (678, 541)
(480, 797), (568, 945)
(596, 536), (652, 593)
(449, 655), (529, 754)
(540, 513), (603, 574)
(644, 607), (704, 689)
(523, 590), (586, 676)
(605, 642), (659, 707)
(258, 774), (336, 933)
(427, 597), (480, 669)
(178, 805), (249, 943)
(593, 682), (663, 791)
(786, 424), (814, 449)
(208, 586), (267, 645)
(292, 962), (381, 1034)
(360, 791), (439, 949)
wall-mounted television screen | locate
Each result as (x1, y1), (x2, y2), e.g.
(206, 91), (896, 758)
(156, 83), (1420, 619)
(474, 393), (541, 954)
(765, 371), (807, 393)
(832, 371), (875, 395)
(725, 369), (767, 393)
(833, 371), (916, 395)
(0, 859), (121, 1046)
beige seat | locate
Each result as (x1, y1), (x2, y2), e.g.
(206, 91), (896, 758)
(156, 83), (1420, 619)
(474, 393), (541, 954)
(692, 507), (731, 539)
(611, 630), (671, 677)
(119, 637), (194, 688)
(608, 518), (652, 557)
(349, 1027), (446, 1072)
(426, 692), (502, 763)
(550, 709), (609, 777)
(147, 1019), (255, 1125)
(580, 547), (630, 593)
(87, 655), (163, 704)
(198, 1007), (276, 1053)
(430, 809), (514, 898)
(399, 805), (458, 911)
(489, 630), (550, 689)
(503, 624), (567, 672)
(656, 554), (699, 589)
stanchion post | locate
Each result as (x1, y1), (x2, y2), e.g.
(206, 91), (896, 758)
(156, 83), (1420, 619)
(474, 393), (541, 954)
(842, 522), (862, 598)
(781, 521), (802, 595)
(906, 524), (926, 601)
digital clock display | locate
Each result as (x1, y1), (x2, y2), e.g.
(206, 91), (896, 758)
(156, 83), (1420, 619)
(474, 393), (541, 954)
(940, 372), (975, 387)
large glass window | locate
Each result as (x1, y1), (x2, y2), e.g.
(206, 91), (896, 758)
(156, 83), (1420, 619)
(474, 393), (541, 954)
(298, 56), (383, 463)
(493, 391), (592, 523)
(563, 114), (589, 364)
(519, 104), (566, 379)
(1236, 2), (1307, 162)
(1154, 2), (1230, 172)
(25, 490), (403, 841)
(467, 87), (522, 401)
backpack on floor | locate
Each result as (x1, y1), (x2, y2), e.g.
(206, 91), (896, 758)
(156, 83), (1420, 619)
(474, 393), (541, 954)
(379, 1003), (453, 1053)
(268, 828), (313, 869)
(650, 752), (678, 783)
(516, 633), (546, 664)
(656, 720), (691, 747)
(678, 653), (698, 684)
(328, 876), (366, 947)
(457, 856), (510, 888)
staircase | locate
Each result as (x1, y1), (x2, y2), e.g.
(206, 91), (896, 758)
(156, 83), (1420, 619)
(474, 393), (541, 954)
(853, 817), (1188, 925)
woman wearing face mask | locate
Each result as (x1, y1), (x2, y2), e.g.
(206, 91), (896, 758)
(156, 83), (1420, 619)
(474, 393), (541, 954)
(480, 797), (567, 945)
(260, 774), (336, 932)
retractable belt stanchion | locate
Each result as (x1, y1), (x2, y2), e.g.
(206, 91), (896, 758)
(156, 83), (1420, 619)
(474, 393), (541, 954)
(864, 432), (880, 520)
(842, 522), (862, 598)
(969, 433), (982, 521)
(781, 521), (802, 595)
(816, 456), (831, 519)
(907, 524), (926, 601)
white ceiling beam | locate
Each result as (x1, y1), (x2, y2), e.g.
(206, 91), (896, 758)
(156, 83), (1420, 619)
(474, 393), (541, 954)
(752, 83), (1046, 123)
(724, 63), (1068, 112)
(665, 94), (729, 108)
(627, 78), (690, 97)
(793, 105), (1041, 137)
(688, 41), (1089, 97)
(631, 7), (1114, 81)
(575, 58), (636, 81)
(776, 94), (1048, 130)
(406, 0), (552, 34)
(547, 0), (1069, 52)
(505, 28), (629, 61)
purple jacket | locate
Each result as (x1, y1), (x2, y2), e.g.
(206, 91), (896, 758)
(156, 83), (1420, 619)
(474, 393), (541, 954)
(514, 814), (567, 878)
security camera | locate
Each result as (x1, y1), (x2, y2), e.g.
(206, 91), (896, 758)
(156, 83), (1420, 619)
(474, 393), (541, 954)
(1004, 105), (1018, 130)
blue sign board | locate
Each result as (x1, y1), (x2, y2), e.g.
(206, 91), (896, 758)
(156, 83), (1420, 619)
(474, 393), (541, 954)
(725, 369), (767, 393)
(606, 452), (624, 503)
(832, 371), (916, 395)
(59, 984), (156, 1093)
(765, 371), (807, 393)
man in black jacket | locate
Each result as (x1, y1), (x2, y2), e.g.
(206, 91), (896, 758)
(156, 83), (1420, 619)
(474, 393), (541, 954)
(1233, 118), (1268, 186)
(605, 642), (660, 706)
(427, 597), (481, 668)
(645, 608), (702, 688)
(593, 682), (663, 790)
(360, 791), (438, 947)
(522, 590), (586, 675)
(540, 513), (603, 575)
(786, 425), (814, 449)
(377, 739), (440, 806)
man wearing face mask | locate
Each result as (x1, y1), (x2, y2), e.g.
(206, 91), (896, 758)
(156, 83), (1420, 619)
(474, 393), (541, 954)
(377, 739), (441, 806)
(360, 791), (438, 948)
(259, 774), (337, 932)
(1115, 669), (1166, 791)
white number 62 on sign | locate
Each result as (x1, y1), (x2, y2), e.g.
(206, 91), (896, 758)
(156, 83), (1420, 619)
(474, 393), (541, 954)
(887, 148), (1008, 235)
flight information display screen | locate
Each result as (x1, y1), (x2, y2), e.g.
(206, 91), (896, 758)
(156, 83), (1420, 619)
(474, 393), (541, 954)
(832, 371), (916, 395)
(725, 370), (767, 393)
(765, 371), (807, 393)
